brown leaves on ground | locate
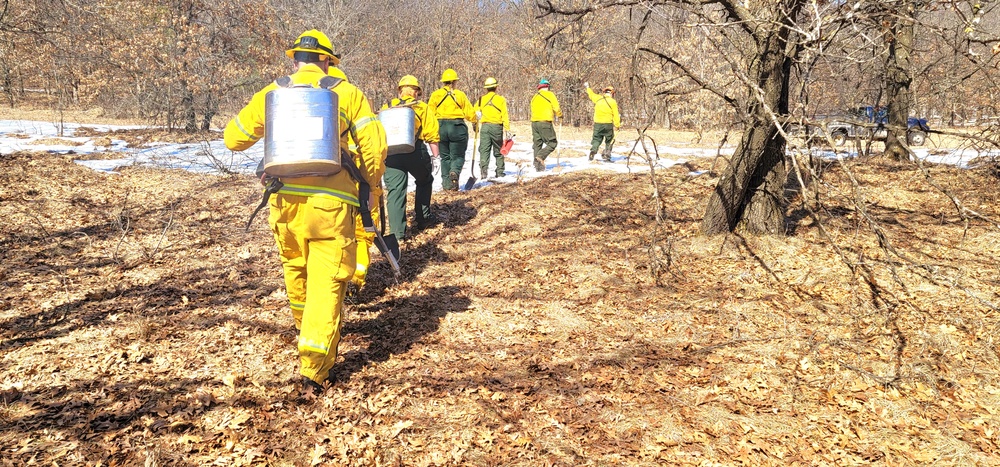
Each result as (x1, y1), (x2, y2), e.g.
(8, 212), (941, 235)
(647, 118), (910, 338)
(72, 127), (221, 146)
(1, 150), (999, 466)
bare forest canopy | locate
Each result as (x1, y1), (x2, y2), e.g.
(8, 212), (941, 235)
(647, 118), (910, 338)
(2, 0), (1000, 132)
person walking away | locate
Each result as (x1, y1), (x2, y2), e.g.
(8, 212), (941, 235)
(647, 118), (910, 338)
(382, 75), (440, 241)
(474, 77), (511, 178)
(223, 29), (387, 396)
(324, 61), (381, 293)
(428, 69), (477, 191)
(530, 79), (562, 172)
(584, 82), (621, 161)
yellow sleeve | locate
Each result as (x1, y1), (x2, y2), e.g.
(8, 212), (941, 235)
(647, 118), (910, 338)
(418, 102), (440, 143)
(224, 86), (272, 151)
(551, 92), (562, 118)
(612, 100), (621, 128)
(459, 90), (477, 123)
(586, 87), (602, 104)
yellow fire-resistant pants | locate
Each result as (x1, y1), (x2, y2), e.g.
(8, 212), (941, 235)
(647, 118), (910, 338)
(352, 186), (382, 289)
(269, 193), (357, 384)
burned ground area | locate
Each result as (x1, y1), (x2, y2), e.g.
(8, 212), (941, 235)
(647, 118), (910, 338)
(1, 149), (1000, 466)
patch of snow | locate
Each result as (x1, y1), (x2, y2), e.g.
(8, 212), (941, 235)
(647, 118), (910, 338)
(5, 119), (994, 194)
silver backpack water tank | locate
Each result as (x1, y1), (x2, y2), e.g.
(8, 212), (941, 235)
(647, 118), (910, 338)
(263, 86), (341, 177)
(379, 106), (416, 155)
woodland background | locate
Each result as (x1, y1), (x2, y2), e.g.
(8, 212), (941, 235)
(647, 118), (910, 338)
(2, 0), (1000, 133)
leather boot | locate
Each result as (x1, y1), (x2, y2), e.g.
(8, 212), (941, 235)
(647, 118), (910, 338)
(533, 157), (545, 171)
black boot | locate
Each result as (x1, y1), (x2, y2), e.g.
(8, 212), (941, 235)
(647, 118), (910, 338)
(299, 377), (325, 400)
(588, 152), (596, 161)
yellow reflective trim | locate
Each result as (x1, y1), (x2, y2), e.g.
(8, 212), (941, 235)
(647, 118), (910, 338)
(277, 183), (360, 207)
(353, 116), (376, 132)
(289, 301), (305, 310)
(298, 337), (330, 354)
(234, 116), (259, 141)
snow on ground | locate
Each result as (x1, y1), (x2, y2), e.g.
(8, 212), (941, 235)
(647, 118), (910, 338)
(1, 119), (996, 193)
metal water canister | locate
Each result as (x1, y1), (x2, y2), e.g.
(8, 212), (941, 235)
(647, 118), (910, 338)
(263, 87), (341, 177)
(379, 106), (416, 155)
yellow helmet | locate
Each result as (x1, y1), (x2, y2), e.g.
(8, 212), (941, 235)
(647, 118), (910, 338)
(286, 29), (339, 65)
(398, 75), (421, 90)
(440, 68), (459, 82)
(328, 66), (348, 82)
(484, 77), (498, 89)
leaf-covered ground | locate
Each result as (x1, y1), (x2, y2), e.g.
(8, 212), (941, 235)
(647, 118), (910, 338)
(2, 143), (1000, 466)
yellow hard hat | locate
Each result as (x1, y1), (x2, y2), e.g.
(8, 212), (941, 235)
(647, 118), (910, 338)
(484, 77), (498, 89)
(286, 29), (339, 65)
(328, 67), (348, 82)
(440, 68), (459, 82)
(398, 75), (421, 90)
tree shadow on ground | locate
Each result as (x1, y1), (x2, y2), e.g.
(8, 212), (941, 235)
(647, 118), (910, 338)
(0, 263), (282, 351)
(334, 197), (478, 382)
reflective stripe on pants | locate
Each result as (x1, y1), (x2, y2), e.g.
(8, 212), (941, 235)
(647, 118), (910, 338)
(269, 192), (357, 384)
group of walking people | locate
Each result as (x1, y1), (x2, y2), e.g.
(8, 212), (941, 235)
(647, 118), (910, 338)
(223, 29), (621, 396)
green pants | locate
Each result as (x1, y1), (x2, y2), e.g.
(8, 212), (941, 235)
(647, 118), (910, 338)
(383, 142), (434, 240)
(478, 122), (505, 177)
(531, 121), (557, 161)
(438, 119), (468, 190)
(590, 123), (615, 159)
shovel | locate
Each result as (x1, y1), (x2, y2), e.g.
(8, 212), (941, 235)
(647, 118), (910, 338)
(464, 123), (479, 190)
(553, 121), (564, 173)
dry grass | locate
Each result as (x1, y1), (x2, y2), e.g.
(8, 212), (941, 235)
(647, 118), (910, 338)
(2, 122), (1000, 465)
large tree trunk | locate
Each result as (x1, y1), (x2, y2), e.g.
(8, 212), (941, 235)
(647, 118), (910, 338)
(701, 6), (795, 236)
(884, 1), (915, 161)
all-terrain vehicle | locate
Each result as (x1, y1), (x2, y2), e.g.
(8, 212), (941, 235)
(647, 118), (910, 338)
(792, 106), (930, 147)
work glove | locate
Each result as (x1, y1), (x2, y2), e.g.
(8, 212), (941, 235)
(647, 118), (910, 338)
(504, 131), (512, 141)
(475, 111), (482, 121)
(584, 82), (589, 89)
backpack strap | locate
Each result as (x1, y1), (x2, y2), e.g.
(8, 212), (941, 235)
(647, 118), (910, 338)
(318, 75), (342, 90)
(480, 94), (500, 111)
(274, 75), (342, 90)
(436, 90), (460, 109)
(534, 91), (553, 108)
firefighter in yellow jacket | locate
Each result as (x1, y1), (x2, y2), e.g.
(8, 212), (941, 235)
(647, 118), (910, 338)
(224, 29), (387, 395)
(428, 68), (477, 191)
(474, 77), (510, 178)
(585, 82), (621, 161)
(530, 79), (562, 172)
